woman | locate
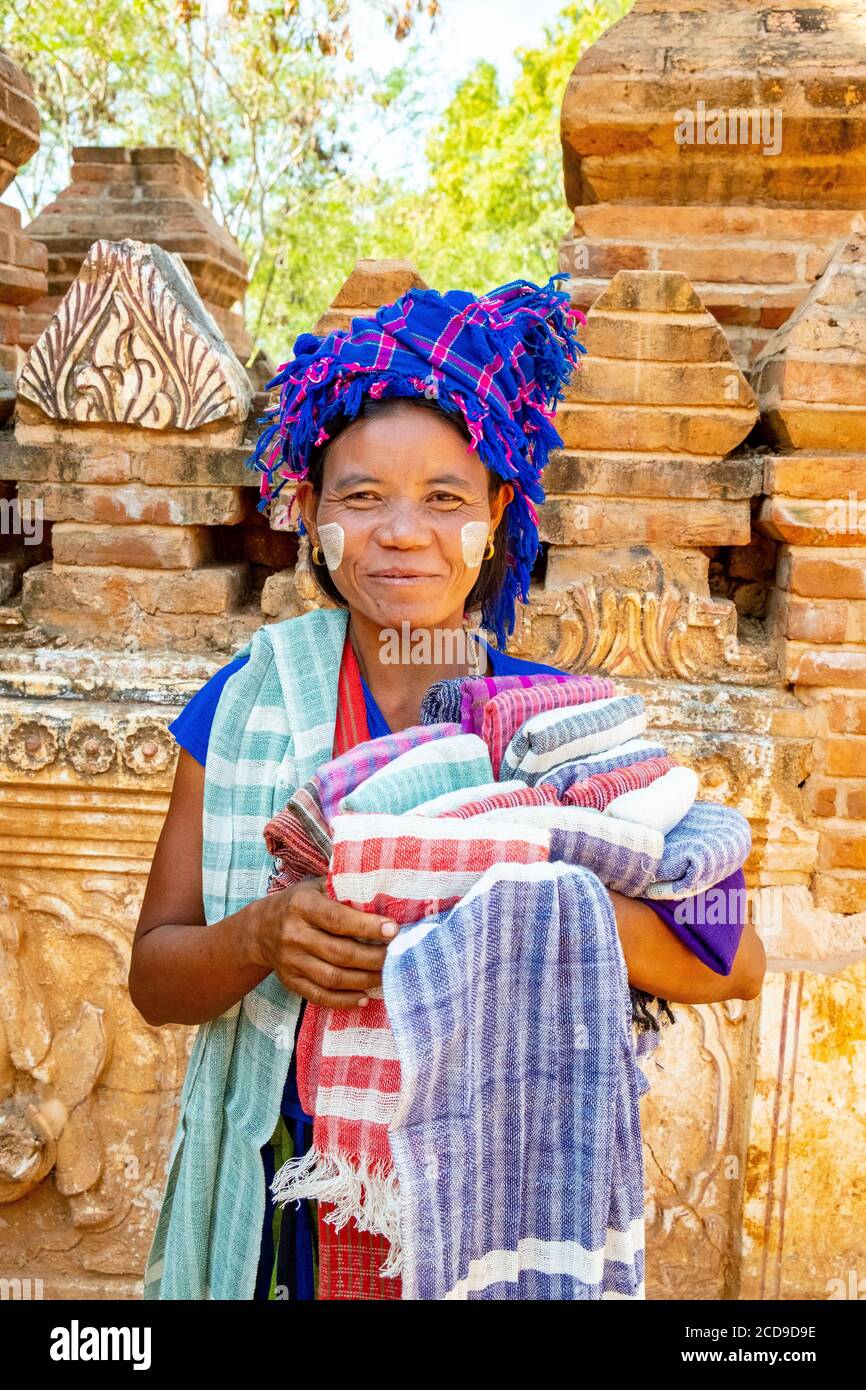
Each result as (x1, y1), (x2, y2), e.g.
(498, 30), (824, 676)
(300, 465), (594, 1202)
(131, 275), (765, 1301)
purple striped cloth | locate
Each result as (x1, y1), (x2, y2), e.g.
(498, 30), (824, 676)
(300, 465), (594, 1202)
(310, 722), (459, 824)
(645, 802), (753, 899)
(474, 804), (663, 897)
(383, 862), (648, 1299)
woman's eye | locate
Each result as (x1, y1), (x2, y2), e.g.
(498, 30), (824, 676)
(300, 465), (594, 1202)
(429, 492), (463, 504)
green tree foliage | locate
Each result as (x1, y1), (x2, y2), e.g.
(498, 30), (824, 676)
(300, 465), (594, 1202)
(0, 0), (440, 361)
(1, 0), (628, 361)
(254, 1), (632, 357)
(373, 1), (631, 295)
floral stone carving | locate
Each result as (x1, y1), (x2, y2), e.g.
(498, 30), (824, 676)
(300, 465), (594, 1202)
(515, 581), (770, 682)
(0, 897), (107, 1206)
(17, 238), (251, 430)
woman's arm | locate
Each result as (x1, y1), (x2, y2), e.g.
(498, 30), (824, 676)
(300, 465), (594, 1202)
(609, 890), (766, 1005)
(128, 749), (397, 1027)
(129, 750), (276, 1025)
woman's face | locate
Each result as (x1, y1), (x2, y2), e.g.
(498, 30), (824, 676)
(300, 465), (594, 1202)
(296, 405), (513, 632)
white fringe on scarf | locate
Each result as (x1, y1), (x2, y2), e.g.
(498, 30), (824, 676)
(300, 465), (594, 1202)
(270, 1147), (404, 1278)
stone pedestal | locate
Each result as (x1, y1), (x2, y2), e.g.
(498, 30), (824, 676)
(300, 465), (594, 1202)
(6, 238), (263, 653)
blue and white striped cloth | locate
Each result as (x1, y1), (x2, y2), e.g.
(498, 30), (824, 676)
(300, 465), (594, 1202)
(538, 738), (668, 794)
(501, 695), (647, 783)
(384, 861), (646, 1300)
(645, 802), (754, 900)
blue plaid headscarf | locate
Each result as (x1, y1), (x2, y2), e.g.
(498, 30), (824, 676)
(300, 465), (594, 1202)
(245, 272), (586, 647)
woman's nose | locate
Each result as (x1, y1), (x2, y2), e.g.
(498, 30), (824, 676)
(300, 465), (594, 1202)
(374, 502), (434, 547)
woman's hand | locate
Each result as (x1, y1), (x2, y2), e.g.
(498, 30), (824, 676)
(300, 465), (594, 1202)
(129, 749), (399, 1027)
(250, 877), (400, 1010)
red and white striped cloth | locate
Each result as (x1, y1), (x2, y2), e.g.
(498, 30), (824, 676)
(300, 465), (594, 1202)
(328, 812), (549, 921)
(269, 808), (550, 1272)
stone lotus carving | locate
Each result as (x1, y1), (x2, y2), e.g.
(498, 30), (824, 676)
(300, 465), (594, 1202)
(0, 897), (108, 1207)
(5, 718), (59, 772)
(67, 721), (116, 776)
(17, 238), (251, 431)
(120, 720), (175, 776)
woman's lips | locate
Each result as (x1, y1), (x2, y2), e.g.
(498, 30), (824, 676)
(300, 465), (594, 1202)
(367, 571), (439, 583)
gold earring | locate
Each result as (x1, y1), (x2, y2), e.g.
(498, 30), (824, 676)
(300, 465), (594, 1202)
(312, 542), (323, 566)
(483, 535), (495, 561)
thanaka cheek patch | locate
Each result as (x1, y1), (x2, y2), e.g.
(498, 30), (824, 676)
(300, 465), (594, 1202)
(461, 521), (488, 568)
(317, 522), (344, 571)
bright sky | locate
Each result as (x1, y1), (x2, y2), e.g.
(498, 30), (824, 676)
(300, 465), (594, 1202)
(5, 0), (573, 215)
(350, 0), (569, 90)
(342, 0), (572, 182)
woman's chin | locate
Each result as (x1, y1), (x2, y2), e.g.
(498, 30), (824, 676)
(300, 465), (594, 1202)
(356, 591), (456, 631)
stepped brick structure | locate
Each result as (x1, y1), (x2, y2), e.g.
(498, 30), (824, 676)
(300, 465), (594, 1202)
(22, 146), (252, 363)
(559, 0), (866, 366)
(554, 0), (866, 1300)
(755, 231), (866, 916)
(0, 50), (46, 390)
(0, 1), (864, 1301)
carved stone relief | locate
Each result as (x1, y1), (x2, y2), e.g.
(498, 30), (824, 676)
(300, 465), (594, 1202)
(18, 239), (251, 431)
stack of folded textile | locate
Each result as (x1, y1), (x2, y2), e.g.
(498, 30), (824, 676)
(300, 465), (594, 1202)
(262, 671), (751, 1300)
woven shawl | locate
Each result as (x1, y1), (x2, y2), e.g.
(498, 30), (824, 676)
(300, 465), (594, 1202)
(143, 606), (354, 1300)
(384, 862), (646, 1298)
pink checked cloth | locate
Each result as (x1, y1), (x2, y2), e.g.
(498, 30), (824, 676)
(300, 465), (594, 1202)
(482, 676), (616, 777)
(459, 673), (572, 735)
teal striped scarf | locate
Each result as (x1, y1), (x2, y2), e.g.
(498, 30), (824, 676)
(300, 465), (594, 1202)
(143, 607), (351, 1300)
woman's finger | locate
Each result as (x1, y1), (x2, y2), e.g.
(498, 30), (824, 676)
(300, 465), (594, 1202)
(278, 971), (374, 1011)
(291, 882), (399, 942)
(291, 917), (388, 970)
(294, 950), (383, 995)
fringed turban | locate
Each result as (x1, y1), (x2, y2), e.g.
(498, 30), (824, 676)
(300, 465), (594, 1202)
(245, 272), (586, 647)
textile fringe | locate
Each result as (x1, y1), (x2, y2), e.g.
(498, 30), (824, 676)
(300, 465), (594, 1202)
(270, 1146), (404, 1278)
(630, 987), (676, 1033)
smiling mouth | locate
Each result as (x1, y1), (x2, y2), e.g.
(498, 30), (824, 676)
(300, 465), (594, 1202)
(369, 571), (438, 581)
